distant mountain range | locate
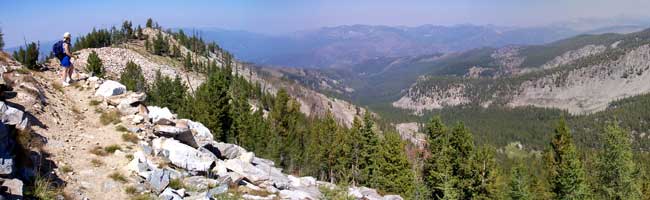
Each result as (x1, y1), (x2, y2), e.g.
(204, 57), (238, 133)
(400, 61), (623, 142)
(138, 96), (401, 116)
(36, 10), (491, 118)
(189, 22), (649, 69)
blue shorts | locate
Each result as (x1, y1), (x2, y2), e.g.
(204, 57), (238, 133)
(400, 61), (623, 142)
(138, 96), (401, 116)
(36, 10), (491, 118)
(61, 56), (71, 68)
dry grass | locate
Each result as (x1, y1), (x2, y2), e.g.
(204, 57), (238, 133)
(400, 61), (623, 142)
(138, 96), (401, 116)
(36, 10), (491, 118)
(121, 133), (139, 143)
(168, 178), (185, 190)
(104, 144), (122, 154)
(130, 194), (154, 200)
(90, 146), (108, 156)
(115, 125), (129, 132)
(125, 186), (137, 195)
(109, 172), (128, 183)
(52, 82), (64, 93)
(89, 99), (102, 106)
(31, 175), (63, 200)
(60, 165), (73, 173)
(91, 158), (104, 167)
(100, 110), (121, 125)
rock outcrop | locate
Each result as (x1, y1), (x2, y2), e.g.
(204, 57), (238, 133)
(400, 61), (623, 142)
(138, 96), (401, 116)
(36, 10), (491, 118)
(83, 76), (402, 199)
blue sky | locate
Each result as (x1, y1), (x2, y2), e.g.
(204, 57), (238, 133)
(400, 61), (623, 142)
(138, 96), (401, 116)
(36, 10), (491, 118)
(1, 0), (649, 47)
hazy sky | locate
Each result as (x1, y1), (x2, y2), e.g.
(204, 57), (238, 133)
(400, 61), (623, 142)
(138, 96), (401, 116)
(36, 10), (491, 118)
(1, 0), (649, 47)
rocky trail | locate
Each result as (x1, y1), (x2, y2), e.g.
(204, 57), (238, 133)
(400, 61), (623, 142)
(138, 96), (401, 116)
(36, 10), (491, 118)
(1, 58), (400, 199)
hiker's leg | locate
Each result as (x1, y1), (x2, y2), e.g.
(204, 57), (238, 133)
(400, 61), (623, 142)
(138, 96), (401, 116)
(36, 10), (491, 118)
(68, 64), (74, 81)
(61, 67), (67, 82)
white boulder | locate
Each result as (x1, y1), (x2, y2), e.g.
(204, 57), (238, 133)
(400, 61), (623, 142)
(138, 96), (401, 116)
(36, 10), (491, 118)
(152, 138), (215, 172)
(94, 80), (126, 97)
(147, 106), (175, 125)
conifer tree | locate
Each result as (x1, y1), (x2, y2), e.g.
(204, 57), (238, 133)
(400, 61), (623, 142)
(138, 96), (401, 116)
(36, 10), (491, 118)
(119, 61), (146, 92)
(182, 69), (231, 141)
(359, 112), (380, 187)
(469, 146), (499, 199)
(373, 131), (415, 199)
(547, 119), (589, 200)
(509, 163), (532, 200)
(13, 42), (39, 69)
(0, 28), (4, 50)
(229, 85), (252, 144)
(184, 53), (193, 71)
(595, 122), (641, 199)
(146, 71), (187, 113)
(331, 123), (352, 184)
(86, 51), (104, 77)
(423, 116), (453, 199)
(146, 18), (153, 28)
(349, 117), (363, 186)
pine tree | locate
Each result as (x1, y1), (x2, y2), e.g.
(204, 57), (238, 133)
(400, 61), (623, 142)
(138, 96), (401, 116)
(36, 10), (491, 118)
(469, 146), (499, 199)
(229, 85), (252, 144)
(448, 122), (476, 199)
(184, 53), (193, 71)
(423, 116), (454, 199)
(146, 18), (153, 28)
(547, 119), (589, 200)
(152, 31), (168, 55)
(358, 112), (379, 186)
(595, 122), (641, 199)
(182, 69), (231, 141)
(0, 28), (4, 50)
(331, 123), (352, 184)
(509, 162), (532, 200)
(13, 42), (39, 69)
(349, 117), (363, 186)
(373, 131), (415, 199)
(146, 71), (187, 113)
(119, 61), (146, 92)
(86, 51), (104, 77)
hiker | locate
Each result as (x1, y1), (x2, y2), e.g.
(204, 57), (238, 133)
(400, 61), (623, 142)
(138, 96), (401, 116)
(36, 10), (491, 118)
(53, 32), (77, 86)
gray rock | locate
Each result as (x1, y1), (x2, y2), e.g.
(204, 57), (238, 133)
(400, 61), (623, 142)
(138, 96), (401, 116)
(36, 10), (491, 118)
(106, 92), (146, 106)
(279, 189), (316, 200)
(182, 176), (218, 192)
(154, 125), (197, 148)
(152, 138), (215, 172)
(254, 161), (291, 190)
(159, 188), (184, 200)
(348, 187), (383, 200)
(206, 184), (228, 197)
(0, 157), (14, 176)
(146, 168), (171, 193)
(0, 102), (30, 131)
(383, 195), (404, 200)
(212, 142), (246, 159)
(0, 178), (23, 199)
(126, 151), (154, 178)
(147, 106), (174, 125)
(185, 120), (213, 146)
(242, 194), (277, 200)
(94, 80), (126, 97)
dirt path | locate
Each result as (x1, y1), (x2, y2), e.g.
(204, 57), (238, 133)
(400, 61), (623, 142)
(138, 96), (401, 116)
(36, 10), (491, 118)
(30, 69), (136, 200)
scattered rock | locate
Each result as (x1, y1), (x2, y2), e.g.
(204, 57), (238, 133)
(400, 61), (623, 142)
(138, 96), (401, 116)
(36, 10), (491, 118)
(0, 178), (23, 198)
(152, 138), (215, 172)
(159, 187), (184, 200)
(146, 168), (171, 193)
(279, 189), (316, 200)
(147, 106), (174, 125)
(182, 176), (218, 192)
(206, 184), (228, 197)
(94, 80), (126, 97)
(153, 125), (197, 148)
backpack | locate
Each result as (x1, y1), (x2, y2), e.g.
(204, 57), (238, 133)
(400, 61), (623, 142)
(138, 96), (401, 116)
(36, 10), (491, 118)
(53, 41), (66, 60)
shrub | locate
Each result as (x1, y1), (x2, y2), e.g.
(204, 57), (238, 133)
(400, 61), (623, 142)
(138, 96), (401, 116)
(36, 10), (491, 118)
(146, 71), (187, 112)
(120, 61), (146, 92)
(109, 172), (128, 183)
(104, 144), (122, 153)
(121, 133), (139, 143)
(99, 110), (121, 125)
(86, 51), (104, 77)
(90, 146), (108, 156)
(13, 42), (39, 69)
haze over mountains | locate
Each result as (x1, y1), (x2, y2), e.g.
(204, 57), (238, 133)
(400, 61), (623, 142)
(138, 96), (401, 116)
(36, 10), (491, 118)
(193, 18), (650, 69)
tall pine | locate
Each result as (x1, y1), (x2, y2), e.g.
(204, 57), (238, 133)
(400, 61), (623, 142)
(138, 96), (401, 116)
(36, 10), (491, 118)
(181, 69), (231, 141)
(358, 112), (380, 187)
(509, 162), (532, 200)
(546, 119), (589, 200)
(373, 131), (415, 199)
(595, 122), (641, 199)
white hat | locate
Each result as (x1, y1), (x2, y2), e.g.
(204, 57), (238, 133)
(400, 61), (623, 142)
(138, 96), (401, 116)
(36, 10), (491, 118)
(63, 32), (71, 38)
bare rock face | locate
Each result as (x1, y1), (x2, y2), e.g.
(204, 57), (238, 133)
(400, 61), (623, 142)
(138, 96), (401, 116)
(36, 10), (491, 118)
(392, 83), (469, 115)
(510, 44), (650, 114)
(152, 138), (215, 172)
